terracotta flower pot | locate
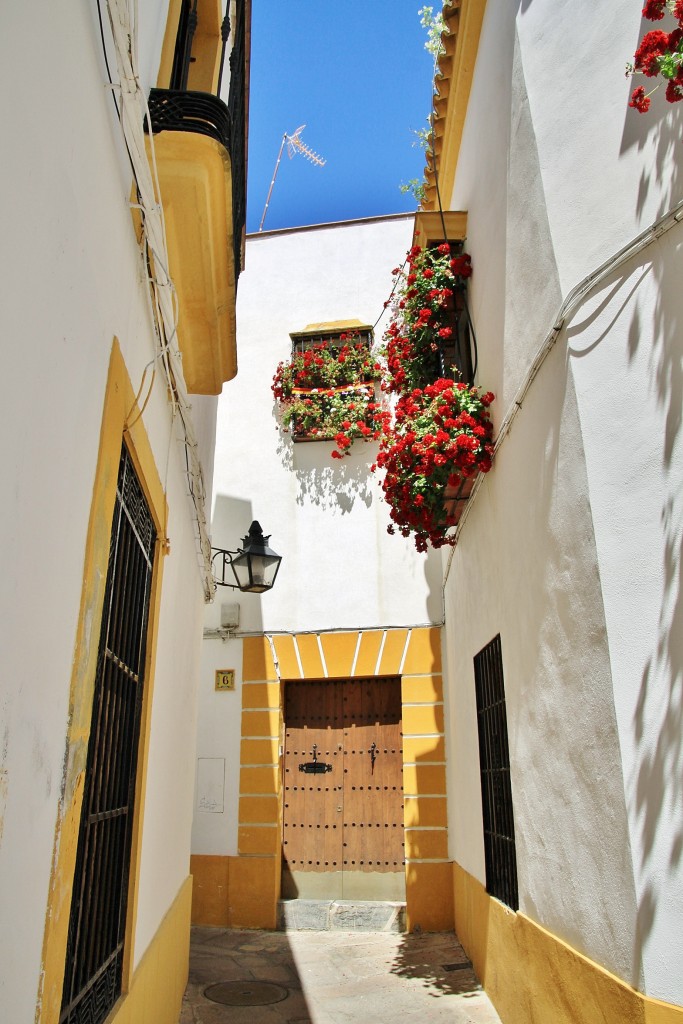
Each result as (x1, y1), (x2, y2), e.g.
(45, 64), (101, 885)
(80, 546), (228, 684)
(443, 475), (475, 525)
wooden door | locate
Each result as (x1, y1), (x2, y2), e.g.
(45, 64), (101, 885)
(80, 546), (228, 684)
(282, 677), (405, 900)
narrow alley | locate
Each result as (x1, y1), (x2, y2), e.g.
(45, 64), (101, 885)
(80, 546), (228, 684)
(180, 926), (502, 1023)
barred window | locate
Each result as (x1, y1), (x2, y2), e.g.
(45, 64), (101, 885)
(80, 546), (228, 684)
(473, 634), (518, 910)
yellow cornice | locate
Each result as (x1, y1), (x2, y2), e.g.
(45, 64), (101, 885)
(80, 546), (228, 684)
(412, 210), (468, 248)
(422, 0), (488, 213)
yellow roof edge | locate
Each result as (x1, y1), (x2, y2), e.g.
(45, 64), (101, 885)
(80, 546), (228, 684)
(421, 0), (488, 213)
(290, 320), (373, 337)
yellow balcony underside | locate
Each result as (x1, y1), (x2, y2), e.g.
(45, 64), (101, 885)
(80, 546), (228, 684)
(149, 131), (237, 395)
(413, 210), (468, 248)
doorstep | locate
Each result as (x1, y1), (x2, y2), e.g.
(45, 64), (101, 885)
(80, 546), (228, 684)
(277, 899), (406, 932)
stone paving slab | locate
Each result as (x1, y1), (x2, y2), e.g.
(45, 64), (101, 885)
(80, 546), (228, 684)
(180, 926), (503, 1023)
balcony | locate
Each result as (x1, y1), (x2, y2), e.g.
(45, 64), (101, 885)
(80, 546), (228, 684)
(145, 85), (246, 395)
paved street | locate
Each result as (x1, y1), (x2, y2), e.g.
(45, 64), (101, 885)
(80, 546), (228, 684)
(180, 927), (503, 1023)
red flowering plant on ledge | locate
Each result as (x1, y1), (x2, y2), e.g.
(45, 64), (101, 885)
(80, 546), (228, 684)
(627, 1), (683, 113)
(372, 244), (496, 551)
(374, 380), (494, 552)
(382, 243), (472, 395)
(272, 334), (382, 453)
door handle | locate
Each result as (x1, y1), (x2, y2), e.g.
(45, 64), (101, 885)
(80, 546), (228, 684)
(369, 742), (378, 773)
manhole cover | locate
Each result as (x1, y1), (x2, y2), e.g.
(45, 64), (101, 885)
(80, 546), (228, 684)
(204, 980), (289, 1006)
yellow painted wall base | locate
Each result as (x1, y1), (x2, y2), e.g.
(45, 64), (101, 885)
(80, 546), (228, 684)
(229, 856), (280, 929)
(109, 875), (192, 1024)
(452, 862), (683, 1024)
(190, 855), (230, 926)
(406, 862), (453, 932)
(190, 854), (282, 930)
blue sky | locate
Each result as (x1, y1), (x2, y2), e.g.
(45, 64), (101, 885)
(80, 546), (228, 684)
(246, 1), (435, 233)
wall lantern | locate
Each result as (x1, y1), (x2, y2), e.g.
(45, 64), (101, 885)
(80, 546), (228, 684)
(211, 521), (282, 593)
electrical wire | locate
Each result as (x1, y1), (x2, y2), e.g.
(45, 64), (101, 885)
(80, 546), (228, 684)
(124, 366), (155, 431)
(102, 0), (216, 599)
(442, 194), (683, 585)
(204, 618), (446, 640)
(372, 253), (408, 331)
(96, 0), (120, 120)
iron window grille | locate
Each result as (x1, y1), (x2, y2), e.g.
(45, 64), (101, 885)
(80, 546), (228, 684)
(428, 241), (475, 387)
(289, 327), (374, 355)
(60, 445), (156, 1024)
(473, 634), (518, 911)
(282, 326), (377, 443)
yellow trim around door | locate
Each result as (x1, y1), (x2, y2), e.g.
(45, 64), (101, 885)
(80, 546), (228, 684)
(215, 628), (451, 930)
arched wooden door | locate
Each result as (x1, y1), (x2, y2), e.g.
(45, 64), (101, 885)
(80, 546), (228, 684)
(282, 677), (405, 900)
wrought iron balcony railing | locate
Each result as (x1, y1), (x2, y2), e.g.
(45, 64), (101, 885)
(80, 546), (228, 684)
(147, 88), (231, 143)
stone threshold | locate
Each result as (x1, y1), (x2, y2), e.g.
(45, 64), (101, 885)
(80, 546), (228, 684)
(277, 899), (406, 933)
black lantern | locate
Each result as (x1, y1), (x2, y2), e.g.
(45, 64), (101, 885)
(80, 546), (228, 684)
(211, 521), (282, 593)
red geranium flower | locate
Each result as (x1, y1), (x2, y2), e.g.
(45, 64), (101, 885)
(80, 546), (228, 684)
(666, 78), (683, 101)
(634, 30), (670, 75)
(642, 0), (667, 19)
(630, 85), (652, 112)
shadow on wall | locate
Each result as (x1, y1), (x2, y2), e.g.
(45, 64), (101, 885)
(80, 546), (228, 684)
(275, 417), (379, 513)
(628, 175), (682, 976)
(211, 493), (265, 632)
(572, 80), (683, 975)
(622, 32), (683, 966)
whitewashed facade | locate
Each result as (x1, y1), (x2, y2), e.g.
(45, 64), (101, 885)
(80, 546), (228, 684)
(194, 216), (436, 851)
(192, 217), (456, 931)
(0, 2), (248, 1021)
(191, 1), (683, 1020)
(431, 0), (683, 1020)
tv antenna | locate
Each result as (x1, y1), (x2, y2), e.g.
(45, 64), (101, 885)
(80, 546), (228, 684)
(259, 125), (326, 232)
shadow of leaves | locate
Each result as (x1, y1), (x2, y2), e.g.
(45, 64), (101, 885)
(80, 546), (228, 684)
(388, 931), (483, 999)
(275, 419), (379, 512)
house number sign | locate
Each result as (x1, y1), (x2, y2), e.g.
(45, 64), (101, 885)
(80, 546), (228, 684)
(215, 669), (235, 691)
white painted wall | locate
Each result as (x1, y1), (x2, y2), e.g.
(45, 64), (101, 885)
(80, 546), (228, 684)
(193, 216), (445, 857)
(209, 216), (443, 636)
(192, 637), (244, 856)
(0, 1), (213, 1015)
(443, 0), (683, 1005)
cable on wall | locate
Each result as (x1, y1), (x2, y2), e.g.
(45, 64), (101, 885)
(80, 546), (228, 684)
(442, 195), (683, 586)
(102, 0), (215, 599)
(204, 618), (447, 640)
(415, 10), (683, 591)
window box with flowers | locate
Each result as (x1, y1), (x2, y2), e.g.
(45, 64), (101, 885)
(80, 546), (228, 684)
(372, 242), (496, 551)
(272, 325), (383, 456)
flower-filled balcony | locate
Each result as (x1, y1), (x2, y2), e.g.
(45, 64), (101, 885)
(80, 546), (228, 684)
(145, 73), (246, 394)
(372, 242), (496, 552)
(272, 329), (383, 456)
